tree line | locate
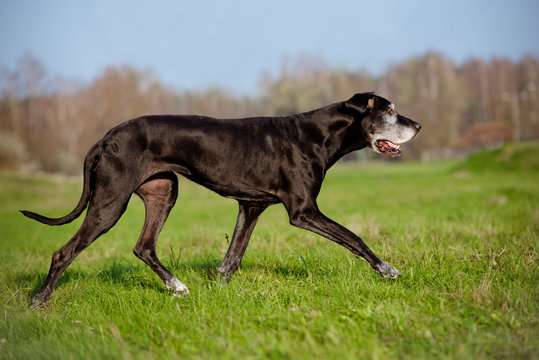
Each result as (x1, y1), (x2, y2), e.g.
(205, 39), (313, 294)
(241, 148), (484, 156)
(1, 52), (538, 174)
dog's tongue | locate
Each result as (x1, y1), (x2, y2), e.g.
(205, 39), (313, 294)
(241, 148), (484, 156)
(377, 140), (401, 156)
(380, 140), (399, 151)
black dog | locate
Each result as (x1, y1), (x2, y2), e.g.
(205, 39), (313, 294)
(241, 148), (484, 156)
(22, 92), (421, 307)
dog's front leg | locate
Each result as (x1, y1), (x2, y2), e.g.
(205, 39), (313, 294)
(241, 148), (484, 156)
(287, 206), (400, 279)
(217, 201), (267, 281)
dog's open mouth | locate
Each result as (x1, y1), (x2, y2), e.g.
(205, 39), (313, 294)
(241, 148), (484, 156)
(375, 140), (401, 157)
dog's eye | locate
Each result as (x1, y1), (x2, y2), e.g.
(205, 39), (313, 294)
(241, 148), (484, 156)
(387, 108), (394, 116)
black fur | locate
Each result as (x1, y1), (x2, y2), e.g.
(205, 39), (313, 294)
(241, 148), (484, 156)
(22, 92), (421, 307)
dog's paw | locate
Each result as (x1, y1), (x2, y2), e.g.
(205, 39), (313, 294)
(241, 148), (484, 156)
(30, 293), (52, 310)
(165, 278), (190, 297)
(30, 297), (44, 309)
(375, 261), (401, 279)
(216, 268), (233, 284)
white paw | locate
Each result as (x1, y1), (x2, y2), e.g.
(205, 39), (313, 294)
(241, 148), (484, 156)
(375, 261), (401, 279)
(165, 277), (190, 297)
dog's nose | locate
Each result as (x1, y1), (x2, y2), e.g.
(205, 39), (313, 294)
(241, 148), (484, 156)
(414, 122), (422, 131)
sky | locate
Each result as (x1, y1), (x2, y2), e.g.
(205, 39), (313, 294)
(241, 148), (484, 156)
(1, 0), (538, 95)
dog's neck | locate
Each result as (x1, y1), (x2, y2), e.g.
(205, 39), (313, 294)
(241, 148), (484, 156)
(294, 102), (369, 169)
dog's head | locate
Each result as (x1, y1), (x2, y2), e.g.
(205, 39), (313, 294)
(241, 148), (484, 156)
(344, 92), (421, 157)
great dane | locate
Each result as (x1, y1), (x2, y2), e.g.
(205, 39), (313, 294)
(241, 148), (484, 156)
(22, 92), (421, 307)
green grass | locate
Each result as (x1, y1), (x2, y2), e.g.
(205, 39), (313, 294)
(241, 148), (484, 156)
(454, 140), (539, 172)
(1, 145), (538, 359)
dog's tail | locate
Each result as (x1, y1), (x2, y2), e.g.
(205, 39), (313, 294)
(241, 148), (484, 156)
(20, 144), (101, 226)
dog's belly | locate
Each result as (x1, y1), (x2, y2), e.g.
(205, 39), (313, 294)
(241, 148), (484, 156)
(179, 164), (282, 204)
(138, 153), (282, 203)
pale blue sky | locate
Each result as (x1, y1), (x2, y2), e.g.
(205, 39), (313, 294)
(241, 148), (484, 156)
(1, 0), (538, 95)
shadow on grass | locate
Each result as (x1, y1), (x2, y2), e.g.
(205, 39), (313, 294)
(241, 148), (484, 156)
(239, 261), (312, 279)
(22, 254), (320, 304)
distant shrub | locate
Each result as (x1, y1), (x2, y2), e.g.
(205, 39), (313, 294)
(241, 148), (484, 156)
(454, 141), (539, 172)
(53, 151), (82, 176)
(0, 131), (28, 169)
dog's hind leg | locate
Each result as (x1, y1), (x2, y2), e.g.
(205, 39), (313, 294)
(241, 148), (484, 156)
(217, 201), (267, 281)
(31, 178), (133, 308)
(133, 172), (189, 297)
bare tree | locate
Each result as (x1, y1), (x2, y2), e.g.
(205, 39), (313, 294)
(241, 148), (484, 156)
(0, 52), (538, 172)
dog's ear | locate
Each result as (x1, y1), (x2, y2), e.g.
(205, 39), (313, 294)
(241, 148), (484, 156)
(343, 92), (375, 114)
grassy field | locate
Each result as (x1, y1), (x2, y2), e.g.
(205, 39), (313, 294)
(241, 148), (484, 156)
(0, 143), (538, 359)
